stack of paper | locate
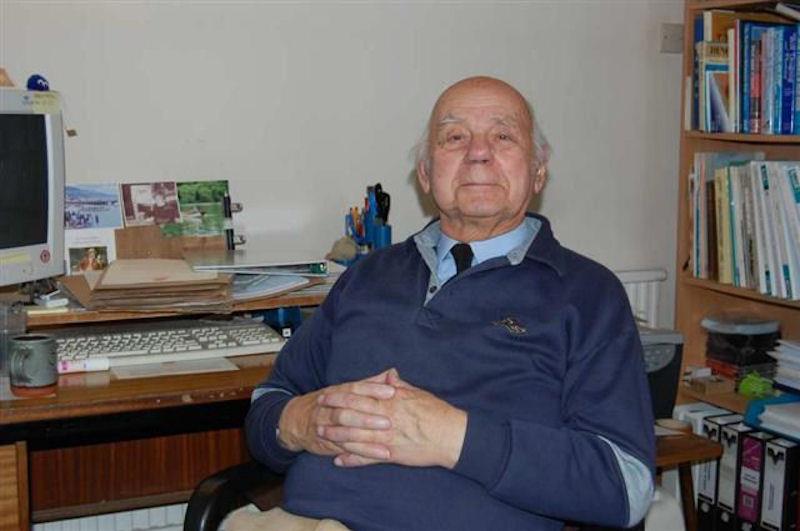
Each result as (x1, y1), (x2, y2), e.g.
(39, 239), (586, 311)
(769, 340), (800, 392)
(60, 259), (232, 312)
(759, 402), (800, 439)
(232, 274), (311, 301)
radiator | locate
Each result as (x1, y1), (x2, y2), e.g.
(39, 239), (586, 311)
(615, 268), (668, 328)
(32, 503), (186, 531)
(36, 270), (667, 530)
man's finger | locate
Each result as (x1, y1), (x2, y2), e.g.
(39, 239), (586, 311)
(362, 369), (394, 384)
(318, 391), (386, 415)
(318, 425), (391, 443)
(334, 453), (384, 468)
(327, 407), (390, 429)
(339, 442), (390, 460)
(344, 381), (395, 399)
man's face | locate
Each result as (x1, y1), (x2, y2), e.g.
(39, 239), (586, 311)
(418, 79), (545, 239)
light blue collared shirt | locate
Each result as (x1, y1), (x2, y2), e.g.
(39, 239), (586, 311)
(436, 221), (534, 285)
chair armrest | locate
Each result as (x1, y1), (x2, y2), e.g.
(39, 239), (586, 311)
(184, 461), (284, 531)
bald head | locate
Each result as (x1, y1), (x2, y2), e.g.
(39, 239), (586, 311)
(432, 77), (533, 136)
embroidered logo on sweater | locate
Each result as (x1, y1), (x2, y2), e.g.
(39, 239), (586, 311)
(492, 317), (527, 335)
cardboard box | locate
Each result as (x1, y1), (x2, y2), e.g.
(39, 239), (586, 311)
(691, 375), (737, 395)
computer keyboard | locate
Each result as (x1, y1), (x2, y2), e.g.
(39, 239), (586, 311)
(53, 317), (285, 374)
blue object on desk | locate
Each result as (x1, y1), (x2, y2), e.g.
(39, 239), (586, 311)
(744, 393), (800, 441)
(26, 74), (50, 91)
(259, 307), (304, 339)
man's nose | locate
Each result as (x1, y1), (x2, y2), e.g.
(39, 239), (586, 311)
(466, 135), (492, 164)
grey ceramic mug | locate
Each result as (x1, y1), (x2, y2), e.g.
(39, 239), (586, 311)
(9, 334), (57, 388)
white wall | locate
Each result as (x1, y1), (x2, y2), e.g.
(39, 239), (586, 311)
(1, 0), (683, 326)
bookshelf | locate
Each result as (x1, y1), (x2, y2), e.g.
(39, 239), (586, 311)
(676, 1), (800, 378)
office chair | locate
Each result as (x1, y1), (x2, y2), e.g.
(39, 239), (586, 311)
(183, 460), (283, 531)
(183, 460), (655, 531)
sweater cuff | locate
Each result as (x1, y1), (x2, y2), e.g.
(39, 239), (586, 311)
(453, 409), (511, 489)
(262, 396), (302, 465)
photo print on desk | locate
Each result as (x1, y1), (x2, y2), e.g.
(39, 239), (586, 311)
(121, 181), (181, 227)
(64, 183), (123, 274)
(64, 183), (123, 229)
(68, 245), (109, 274)
(161, 180), (229, 237)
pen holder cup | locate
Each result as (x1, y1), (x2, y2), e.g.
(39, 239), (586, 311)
(374, 224), (392, 249)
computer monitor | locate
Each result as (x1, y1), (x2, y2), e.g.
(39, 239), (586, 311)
(0, 89), (66, 287)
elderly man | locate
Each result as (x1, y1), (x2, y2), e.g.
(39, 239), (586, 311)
(243, 76), (655, 530)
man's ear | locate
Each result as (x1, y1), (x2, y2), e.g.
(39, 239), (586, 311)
(532, 165), (547, 194)
(417, 160), (431, 194)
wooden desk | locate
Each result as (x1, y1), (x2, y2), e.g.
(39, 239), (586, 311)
(0, 290), (326, 528)
(656, 433), (723, 531)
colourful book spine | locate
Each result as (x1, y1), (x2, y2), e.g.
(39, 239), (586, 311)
(737, 432), (774, 528)
(782, 26), (797, 134)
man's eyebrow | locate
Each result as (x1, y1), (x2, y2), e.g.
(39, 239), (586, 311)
(434, 113), (523, 128)
(435, 114), (463, 127)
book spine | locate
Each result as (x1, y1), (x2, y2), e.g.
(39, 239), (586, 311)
(762, 30), (773, 134)
(774, 28), (785, 134)
(782, 26), (797, 134)
(768, 162), (794, 298)
(708, 177), (720, 281)
(731, 26), (740, 132)
(758, 162), (779, 296)
(717, 167), (732, 283)
(743, 23), (753, 133)
(752, 38), (763, 133)
(760, 439), (798, 531)
(751, 162), (770, 293)
(695, 13), (704, 130)
(737, 434), (771, 528)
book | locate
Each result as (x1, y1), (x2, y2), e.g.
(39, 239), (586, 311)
(737, 432), (775, 530)
(698, 41), (730, 132)
(699, 414), (746, 530)
(184, 248), (328, 277)
(717, 166), (734, 283)
(718, 422), (754, 531)
(760, 438), (799, 531)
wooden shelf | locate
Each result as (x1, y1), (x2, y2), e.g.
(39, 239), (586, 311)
(678, 385), (751, 414)
(682, 277), (800, 310)
(683, 131), (800, 144)
(675, 0), (800, 377)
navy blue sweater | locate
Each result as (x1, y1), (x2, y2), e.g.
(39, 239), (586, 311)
(246, 214), (655, 530)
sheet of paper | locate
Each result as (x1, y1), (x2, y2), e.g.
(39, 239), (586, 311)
(655, 425), (684, 437)
(64, 228), (117, 275)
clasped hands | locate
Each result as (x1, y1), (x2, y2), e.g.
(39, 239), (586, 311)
(277, 368), (467, 470)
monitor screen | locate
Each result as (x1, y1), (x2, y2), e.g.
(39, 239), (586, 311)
(0, 114), (49, 249)
(0, 89), (65, 287)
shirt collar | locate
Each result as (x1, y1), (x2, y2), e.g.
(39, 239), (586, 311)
(435, 219), (534, 267)
(413, 213), (565, 277)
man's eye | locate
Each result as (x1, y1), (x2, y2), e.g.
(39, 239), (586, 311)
(497, 133), (514, 142)
(447, 134), (465, 142)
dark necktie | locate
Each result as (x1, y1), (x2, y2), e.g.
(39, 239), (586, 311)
(450, 243), (474, 275)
